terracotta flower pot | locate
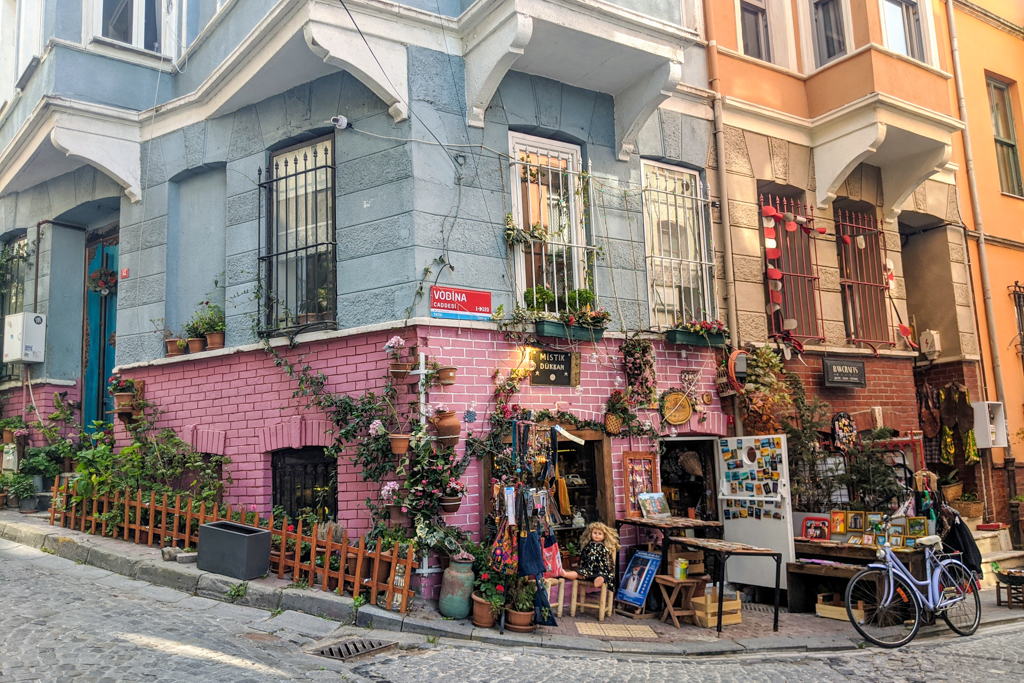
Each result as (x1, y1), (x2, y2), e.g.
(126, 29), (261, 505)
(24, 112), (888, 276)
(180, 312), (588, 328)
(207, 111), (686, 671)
(440, 496), (462, 514)
(432, 411), (460, 447)
(505, 607), (536, 633)
(113, 392), (135, 410)
(437, 366), (457, 386)
(471, 591), (496, 628)
(205, 332), (225, 350)
(389, 434), (410, 455)
(2, 429), (12, 444)
(187, 338), (206, 353)
(166, 339), (185, 356)
(389, 362), (414, 382)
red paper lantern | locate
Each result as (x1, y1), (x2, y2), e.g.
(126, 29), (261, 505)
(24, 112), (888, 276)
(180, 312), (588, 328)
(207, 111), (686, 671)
(766, 247), (781, 259)
(767, 267), (782, 280)
(841, 234), (851, 246)
(764, 227), (776, 239)
(770, 290), (783, 304)
(785, 221), (798, 232)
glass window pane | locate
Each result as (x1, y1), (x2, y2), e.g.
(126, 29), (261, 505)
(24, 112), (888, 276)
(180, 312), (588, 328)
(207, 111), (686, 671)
(883, 0), (909, 57)
(144, 0), (160, 52)
(102, 0), (133, 44)
(815, 0), (846, 64)
(991, 82), (1014, 140)
(741, 4), (766, 60)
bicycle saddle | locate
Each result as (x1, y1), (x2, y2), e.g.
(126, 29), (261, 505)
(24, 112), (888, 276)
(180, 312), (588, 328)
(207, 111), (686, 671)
(917, 535), (941, 547)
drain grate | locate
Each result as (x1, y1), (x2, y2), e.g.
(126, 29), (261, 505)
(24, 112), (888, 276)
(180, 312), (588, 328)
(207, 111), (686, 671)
(316, 638), (397, 663)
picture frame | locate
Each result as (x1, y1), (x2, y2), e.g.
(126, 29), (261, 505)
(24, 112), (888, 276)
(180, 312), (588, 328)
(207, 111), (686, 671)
(831, 510), (846, 535)
(889, 524), (905, 537)
(624, 452), (659, 519)
(888, 535), (904, 548)
(615, 550), (662, 608)
(848, 536), (862, 545)
(638, 492), (671, 519)
(866, 513), (883, 532)
(904, 537), (917, 548)
(847, 511), (865, 532)
(861, 533), (875, 546)
(907, 517), (927, 538)
(802, 516), (831, 540)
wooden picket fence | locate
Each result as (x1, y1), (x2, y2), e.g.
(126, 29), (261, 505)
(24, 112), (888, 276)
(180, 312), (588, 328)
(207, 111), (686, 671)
(47, 477), (419, 612)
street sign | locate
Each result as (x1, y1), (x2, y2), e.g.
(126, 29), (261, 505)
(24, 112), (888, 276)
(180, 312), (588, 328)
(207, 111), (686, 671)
(429, 286), (492, 321)
(530, 350), (581, 387)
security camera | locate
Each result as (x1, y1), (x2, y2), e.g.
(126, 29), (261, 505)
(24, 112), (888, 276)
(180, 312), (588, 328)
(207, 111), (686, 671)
(331, 115), (349, 130)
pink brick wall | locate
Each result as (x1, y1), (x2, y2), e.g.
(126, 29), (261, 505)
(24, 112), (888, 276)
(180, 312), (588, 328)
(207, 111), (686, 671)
(2, 382), (81, 448)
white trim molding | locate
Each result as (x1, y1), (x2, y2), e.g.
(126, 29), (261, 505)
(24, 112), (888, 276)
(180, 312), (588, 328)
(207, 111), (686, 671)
(464, 10), (534, 128)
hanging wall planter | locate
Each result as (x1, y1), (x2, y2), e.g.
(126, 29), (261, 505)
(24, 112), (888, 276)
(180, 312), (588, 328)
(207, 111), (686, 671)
(665, 329), (726, 347)
(389, 434), (411, 455)
(389, 362), (414, 382)
(437, 366), (458, 385)
(431, 411), (461, 447)
(535, 320), (605, 342)
(440, 496), (463, 514)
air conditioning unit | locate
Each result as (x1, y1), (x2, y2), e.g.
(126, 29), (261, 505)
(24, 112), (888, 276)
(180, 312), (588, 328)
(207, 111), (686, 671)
(3, 313), (46, 363)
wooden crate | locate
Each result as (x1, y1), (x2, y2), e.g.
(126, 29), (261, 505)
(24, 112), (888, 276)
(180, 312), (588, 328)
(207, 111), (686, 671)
(815, 592), (865, 623)
(668, 548), (704, 564)
(692, 592), (742, 615)
(694, 611), (742, 628)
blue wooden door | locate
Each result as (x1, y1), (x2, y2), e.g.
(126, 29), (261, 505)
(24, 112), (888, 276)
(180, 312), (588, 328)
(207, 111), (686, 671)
(83, 240), (118, 429)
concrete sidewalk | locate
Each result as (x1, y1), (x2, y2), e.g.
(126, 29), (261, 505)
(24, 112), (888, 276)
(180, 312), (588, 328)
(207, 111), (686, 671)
(2, 509), (1017, 658)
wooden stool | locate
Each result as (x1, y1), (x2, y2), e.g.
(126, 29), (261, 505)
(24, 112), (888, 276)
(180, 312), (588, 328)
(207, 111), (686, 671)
(996, 581), (1024, 608)
(571, 579), (612, 621)
(654, 575), (699, 628)
(545, 577), (566, 617)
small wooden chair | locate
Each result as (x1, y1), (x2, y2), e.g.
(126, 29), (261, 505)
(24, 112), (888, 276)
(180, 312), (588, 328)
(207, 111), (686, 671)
(544, 577), (566, 617)
(571, 579), (612, 621)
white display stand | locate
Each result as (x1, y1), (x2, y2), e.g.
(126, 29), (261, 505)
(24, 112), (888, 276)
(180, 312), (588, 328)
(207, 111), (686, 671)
(716, 434), (795, 590)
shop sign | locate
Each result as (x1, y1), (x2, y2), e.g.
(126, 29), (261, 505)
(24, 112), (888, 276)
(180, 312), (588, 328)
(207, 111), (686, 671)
(429, 286), (491, 321)
(530, 350), (581, 387)
(822, 358), (866, 388)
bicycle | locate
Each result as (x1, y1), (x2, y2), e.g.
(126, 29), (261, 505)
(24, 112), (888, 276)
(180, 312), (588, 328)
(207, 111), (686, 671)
(845, 516), (981, 648)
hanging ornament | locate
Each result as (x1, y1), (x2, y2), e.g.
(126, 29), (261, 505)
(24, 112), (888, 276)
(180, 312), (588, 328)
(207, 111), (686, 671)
(767, 267), (782, 280)
(783, 318), (799, 331)
(795, 215), (807, 225)
(841, 234), (852, 246)
(782, 212), (794, 222)
(785, 220), (798, 232)
(763, 216), (776, 229)
(761, 205), (777, 218)
(769, 290), (783, 304)
(766, 247), (781, 259)
(764, 226), (776, 239)
(87, 267), (118, 296)
(856, 235), (867, 249)
(816, 225), (827, 235)
(768, 280), (782, 291)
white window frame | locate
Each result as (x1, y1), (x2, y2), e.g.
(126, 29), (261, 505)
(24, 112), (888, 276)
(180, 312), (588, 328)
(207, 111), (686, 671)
(733, 0), (798, 70)
(507, 132), (588, 312)
(88, 0), (185, 60)
(641, 160), (717, 330)
(14, 0), (41, 82)
(877, 0), (938, 66)
(796, 0), (854, 74)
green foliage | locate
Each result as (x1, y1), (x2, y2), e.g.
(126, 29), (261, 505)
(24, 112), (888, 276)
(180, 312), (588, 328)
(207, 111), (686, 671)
(840, 429), (902, 512)
(564, 288), (595, 312)
(741, 346), (791, 434)
(9, 473), (36, 498)
(506, 577), (537, 612)
(0, 416), (26, 431)
(353, 594), (367, 610)
(784, 374), (843, 513)
(939, 469), (959, 486)
(19, 446), (62, 480)
(193, 301), (227, 334)
(225, 582), (248, 602)
(523, 286), (555, 311)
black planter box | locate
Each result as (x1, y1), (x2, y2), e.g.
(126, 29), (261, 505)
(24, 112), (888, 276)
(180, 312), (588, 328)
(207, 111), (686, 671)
(197, 521), (271, 580)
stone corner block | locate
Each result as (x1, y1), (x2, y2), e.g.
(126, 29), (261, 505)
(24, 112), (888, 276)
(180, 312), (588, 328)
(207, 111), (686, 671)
(136, 560), (206, 593)
(42, 534), (92, 563)
(2, 522), (54, 548)
(403, 616), (474, 640)
(303, 591), (354, 622)
(197, 572), (239, 601)
(235, 581), (283, 612)
(355, 604), (405, 632)
(86, 545), (142, 577)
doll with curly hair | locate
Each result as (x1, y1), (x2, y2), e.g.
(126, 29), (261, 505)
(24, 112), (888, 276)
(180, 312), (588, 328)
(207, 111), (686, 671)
(560, 521), (619, 587)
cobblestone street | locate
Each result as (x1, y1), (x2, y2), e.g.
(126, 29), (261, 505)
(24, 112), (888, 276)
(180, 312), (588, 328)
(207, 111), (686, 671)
(3, 536), (1024, 682)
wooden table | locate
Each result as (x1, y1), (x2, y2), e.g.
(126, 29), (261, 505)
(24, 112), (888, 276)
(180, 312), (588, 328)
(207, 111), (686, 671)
(668, 536), (782, 633)
(654, 575), (701, 628)
(614, 517), (722, 584)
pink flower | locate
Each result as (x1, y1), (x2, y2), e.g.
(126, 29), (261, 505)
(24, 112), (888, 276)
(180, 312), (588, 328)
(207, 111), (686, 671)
(401, 506), (408, 513)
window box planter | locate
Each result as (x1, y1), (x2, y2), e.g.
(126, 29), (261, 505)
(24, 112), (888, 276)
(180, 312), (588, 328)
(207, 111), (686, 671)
(197, 521), (272, 580)
(664, 329), (726, 347)
(535, 320), (605, 342)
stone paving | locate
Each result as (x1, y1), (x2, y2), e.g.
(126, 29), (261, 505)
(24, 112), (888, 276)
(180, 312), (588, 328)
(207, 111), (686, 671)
(4, 531), (1024, 682)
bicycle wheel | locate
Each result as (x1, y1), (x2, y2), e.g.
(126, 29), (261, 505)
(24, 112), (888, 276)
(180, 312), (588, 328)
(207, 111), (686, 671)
(845, 568), (922, 648)
(938, 561), (981, 636)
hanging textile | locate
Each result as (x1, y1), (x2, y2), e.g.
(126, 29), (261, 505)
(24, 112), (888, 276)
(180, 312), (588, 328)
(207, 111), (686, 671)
(490, 516), (518, 575)
(938, 385), (979, 466)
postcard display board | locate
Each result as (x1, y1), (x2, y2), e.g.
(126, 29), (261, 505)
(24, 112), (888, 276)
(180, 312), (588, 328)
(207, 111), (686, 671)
(717, 435), (795, 589)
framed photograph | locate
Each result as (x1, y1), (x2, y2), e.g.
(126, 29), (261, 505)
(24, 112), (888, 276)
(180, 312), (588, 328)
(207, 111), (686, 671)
(888, 535), (904, 548)
(624, 452), (658, 519)
(831, 510), (847, 535)
(904, 537), (917, 548)
(638, 492), (671, 519)
(866, 513), (883, 531)
(847, 511), (865, 532)
(802, 516), (831, 540)
(615, 550), (662, 608)
(861, 533), (875, 546)
(907, 517), (927, 538)
(848, 536), (863, 545)
(889, 524), (905, 537)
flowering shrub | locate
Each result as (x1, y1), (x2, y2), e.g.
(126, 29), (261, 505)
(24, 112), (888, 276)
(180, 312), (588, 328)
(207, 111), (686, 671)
(620, 335), (656, 407)
(605, 389), (632, 420)
(368, 419), (386, 437)
(383, 335), (406, 361)
(475, 569), (506, 615)
(107, 375), (136, 396)
(433, 403), (451, 415)
(558, 307), (611, 329)
(379, 481), (401, 505)
(675, 318), (729, 335)
(13, 428), (28, 437)
(443, 478), (467, 497)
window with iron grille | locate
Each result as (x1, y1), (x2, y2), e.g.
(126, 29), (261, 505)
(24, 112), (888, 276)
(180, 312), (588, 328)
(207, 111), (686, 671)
(835, 207), (894, 350)
(258, 137), (336, 335)
(988, 78), (1024, 197)
(760, 195), (825, 342)
(509, 133), (597, 313)
(271, 448), (338, 522)
(642, 161), (716, 330)
(0, 237), (26, 383)
(812, 0), (847, 66)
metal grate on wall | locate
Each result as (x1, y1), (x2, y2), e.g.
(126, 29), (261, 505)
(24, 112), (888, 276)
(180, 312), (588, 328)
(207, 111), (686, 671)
(0, 238), (27, 383)
(257, 138), (337, 336)
(271, 448), (338, 522)
(836, 207), (894, 352)
(760, 195), (825, 343)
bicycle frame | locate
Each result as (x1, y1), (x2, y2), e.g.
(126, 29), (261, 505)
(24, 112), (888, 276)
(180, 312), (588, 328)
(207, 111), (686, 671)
(866, 543), (967, 612)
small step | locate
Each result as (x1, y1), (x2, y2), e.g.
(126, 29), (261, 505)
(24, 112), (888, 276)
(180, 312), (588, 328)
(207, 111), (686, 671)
(963, 516), (984, 533)
(982, 550), (1024, 588)
(973, 529), (1012, 555)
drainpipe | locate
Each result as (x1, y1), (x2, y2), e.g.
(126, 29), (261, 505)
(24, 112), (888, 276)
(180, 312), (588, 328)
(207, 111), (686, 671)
(943, 0), (1016, 542)
(701, 0), (743, 435)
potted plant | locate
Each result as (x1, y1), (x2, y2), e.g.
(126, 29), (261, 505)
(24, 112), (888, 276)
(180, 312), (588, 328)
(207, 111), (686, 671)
(198, 302), (226, 350)
(940, 469), (962, 502)
(531, 288), (611, 341)
(666, 318), (729, 347)
(379, 480), (405, 516)
(563, 541), (581, 571)
(952, 490), (984, 519)
(437, 365), (457, 385)
(440, 478), (466, 513)
(472, 570), (505, 628)
(604, 389), (631, 435)
(0, 472), (11, 508)
(151, 319), (185, 357)
(10, 473), (37, 513)
(439, 550), (475, 619)
(107, 374), (137, 409)
(184, 318), (206, 353)
(504, 577), (537, 633)
(384, 335), (413, 381)
(0, 416), (25, 444)
(430, 403), (460, 447)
